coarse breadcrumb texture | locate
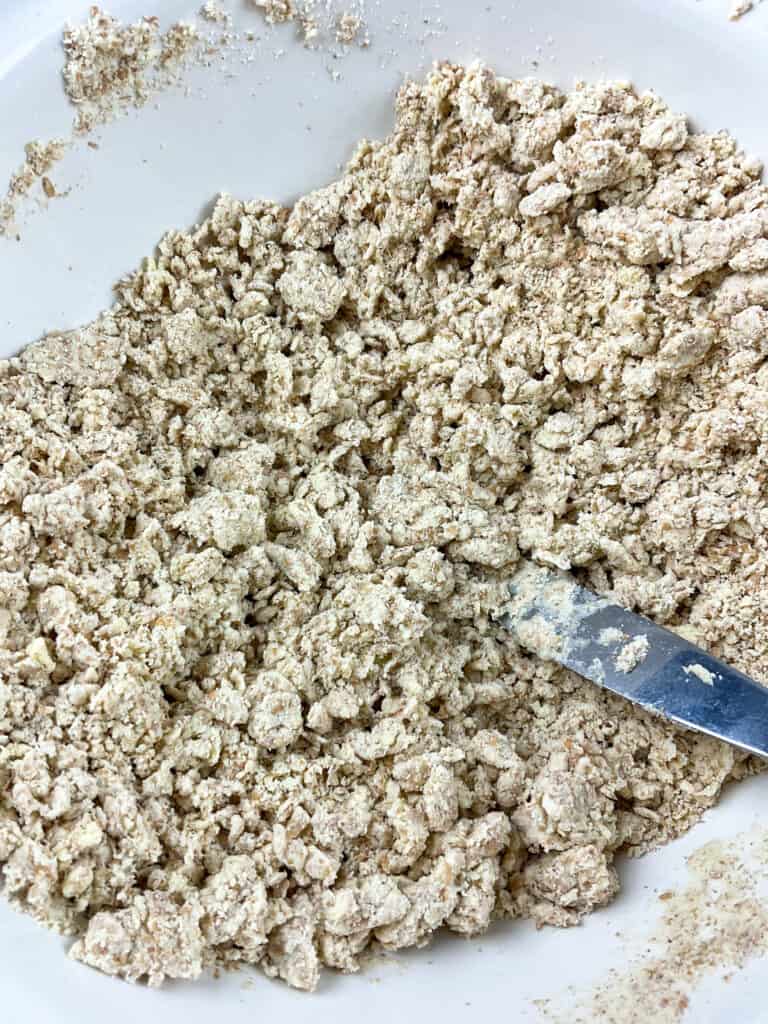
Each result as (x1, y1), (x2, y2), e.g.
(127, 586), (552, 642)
(1, 63), (768, 991)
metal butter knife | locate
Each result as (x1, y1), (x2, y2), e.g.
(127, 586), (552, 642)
(495, 562), (768, 758)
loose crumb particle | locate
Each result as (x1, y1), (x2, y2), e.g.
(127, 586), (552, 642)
(200, 1), (231, 24)
(598, 628), (625, 646)
(336, 12), (363, 44)
(252, 0), (296, 25)
(683, 663), (716, 686)
(614, 636), (650, 674)
(729, 0), (754, 19)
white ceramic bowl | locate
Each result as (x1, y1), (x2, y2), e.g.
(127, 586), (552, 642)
(2, 2), (768, 1021)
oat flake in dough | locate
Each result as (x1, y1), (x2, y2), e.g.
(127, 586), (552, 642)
(1, 63), (768, 991)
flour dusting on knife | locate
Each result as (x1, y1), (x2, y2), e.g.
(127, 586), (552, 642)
(496, 561), (768, 758)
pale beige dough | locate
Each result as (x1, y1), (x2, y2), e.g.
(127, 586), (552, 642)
(1, 63), (767, 992)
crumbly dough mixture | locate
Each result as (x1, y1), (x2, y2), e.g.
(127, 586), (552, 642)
(2, 63), (768, 991)
(335, 12), (364, 45)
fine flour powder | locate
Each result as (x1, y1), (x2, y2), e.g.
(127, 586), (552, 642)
(1, 64), (768, 989)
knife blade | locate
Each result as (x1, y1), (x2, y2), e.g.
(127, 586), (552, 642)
(495, 561), (768, 758)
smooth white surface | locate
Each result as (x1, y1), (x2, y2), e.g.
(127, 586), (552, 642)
(2, 2), (768, 1022)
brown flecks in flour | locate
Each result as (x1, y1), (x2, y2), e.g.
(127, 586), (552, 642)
(1, 63), (768, 992)
(560, 828), (768, 1023)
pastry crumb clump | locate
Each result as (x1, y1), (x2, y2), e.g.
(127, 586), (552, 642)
(1, 63), (767, 991)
